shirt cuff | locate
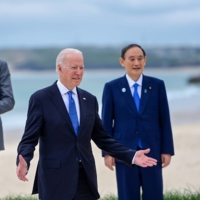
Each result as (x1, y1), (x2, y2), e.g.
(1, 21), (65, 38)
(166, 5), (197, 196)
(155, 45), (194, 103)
(132, 152), (137, 164)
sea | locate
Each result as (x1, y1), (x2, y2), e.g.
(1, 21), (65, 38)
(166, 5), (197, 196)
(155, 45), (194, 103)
(2, 68), (200, 136)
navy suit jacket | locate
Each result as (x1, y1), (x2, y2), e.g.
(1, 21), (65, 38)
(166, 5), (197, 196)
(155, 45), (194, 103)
(17, 81), (135, 200)
(102, 75), (174, 162)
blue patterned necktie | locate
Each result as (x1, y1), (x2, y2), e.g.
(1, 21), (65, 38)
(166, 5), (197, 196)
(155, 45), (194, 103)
(133, 83), (142, 148)
(68, 91), (79, 136)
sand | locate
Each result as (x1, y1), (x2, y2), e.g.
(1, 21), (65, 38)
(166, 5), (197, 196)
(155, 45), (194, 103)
(0, 121), (200, 198)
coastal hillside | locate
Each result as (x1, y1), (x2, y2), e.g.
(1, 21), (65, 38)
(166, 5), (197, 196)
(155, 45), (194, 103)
(0, 46), (200, 71)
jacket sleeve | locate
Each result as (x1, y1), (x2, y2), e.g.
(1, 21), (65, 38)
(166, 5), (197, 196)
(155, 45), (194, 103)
(0, 61), (15, 114)
(101, 83), (114, 156)
(159, 81), (174, 155)
(16, 94), (43, 170)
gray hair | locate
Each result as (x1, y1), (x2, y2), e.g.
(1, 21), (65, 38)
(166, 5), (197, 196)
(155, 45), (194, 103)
(56, 48), (83, 71)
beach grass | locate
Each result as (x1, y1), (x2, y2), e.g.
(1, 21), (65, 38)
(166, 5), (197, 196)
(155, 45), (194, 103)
(100, 189), (200, 200)
(101, 189), (200, 199)
(100, 194), (117, 200)
(0, 194), (38, 200)
(1, 189), (200, 200)
(164, 189), (200, 200)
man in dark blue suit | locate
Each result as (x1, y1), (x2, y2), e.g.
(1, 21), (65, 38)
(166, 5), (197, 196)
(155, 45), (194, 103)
(102, 44), (174, 200)
(16, 48), (157, 200)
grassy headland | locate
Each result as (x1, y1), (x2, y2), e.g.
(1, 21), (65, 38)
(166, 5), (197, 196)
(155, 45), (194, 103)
(1, 46), (200, 71)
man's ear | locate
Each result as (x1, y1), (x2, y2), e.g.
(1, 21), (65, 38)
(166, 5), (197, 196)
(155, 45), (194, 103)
(144, 56), (147, 65)
(119, 57), (125, 67)
(57, 64), (62, 72)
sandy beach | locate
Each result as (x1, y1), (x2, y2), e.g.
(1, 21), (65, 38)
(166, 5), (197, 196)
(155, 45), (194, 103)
(0, 118), (199, 198)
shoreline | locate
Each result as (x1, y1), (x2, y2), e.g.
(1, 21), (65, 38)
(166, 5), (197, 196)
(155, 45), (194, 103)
(9, 66), (200, 75)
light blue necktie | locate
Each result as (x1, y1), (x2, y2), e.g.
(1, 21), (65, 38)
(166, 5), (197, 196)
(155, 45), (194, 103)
(133, 83), (143, 148)
(68, 91), (79, 136)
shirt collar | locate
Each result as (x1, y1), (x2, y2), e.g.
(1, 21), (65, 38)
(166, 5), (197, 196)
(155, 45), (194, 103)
(126, 73), (143, 88)
(57, 80), (77, 95)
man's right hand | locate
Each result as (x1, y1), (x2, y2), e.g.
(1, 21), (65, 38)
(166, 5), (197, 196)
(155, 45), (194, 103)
(134, 148), (157, 167)
(16, 155), (28, 182)
(104, 155), (115, 171)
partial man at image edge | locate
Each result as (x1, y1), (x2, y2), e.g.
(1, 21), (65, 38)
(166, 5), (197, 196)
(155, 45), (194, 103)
(0, 60), (15, 151)
(16, 48), (157, 200)
(102, 44), (174, 200)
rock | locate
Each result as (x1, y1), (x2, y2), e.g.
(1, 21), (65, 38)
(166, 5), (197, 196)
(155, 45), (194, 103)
(188, 75), (200, 83)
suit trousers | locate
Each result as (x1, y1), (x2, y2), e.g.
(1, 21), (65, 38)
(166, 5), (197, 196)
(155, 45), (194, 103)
(73, 162), (97, 200)
(115, 161), (163, 200)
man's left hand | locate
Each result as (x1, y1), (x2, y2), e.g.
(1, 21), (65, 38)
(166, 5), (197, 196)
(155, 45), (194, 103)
(161, 154), (171, 168)
(16, 155), (28, 182)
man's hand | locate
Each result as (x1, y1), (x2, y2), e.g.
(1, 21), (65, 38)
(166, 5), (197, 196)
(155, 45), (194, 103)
(161, 154), (171, 168)
(16, 155), (28, 181)
(134, 148), (157, 167)
(104, 155), (115, 171)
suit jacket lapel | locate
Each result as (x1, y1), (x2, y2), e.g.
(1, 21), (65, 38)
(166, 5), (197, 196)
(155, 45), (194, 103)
(76, 88), (87, 137)
(120, 76), (138, 116)
(49, 81), (75, 134)
(140, 75), (151, 115)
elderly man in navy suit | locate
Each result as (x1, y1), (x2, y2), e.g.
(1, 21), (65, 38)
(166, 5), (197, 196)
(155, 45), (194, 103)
(102, 44), (174, 200)
(16, 48), (157, 200)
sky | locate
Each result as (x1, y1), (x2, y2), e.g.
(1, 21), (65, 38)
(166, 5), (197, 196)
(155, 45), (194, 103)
(0, 0), (200, 48)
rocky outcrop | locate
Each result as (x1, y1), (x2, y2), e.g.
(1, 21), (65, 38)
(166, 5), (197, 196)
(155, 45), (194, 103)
(188, 75), (200, 84)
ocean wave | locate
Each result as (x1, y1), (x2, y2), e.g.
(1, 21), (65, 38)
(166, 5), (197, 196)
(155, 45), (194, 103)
(2, 112), (26, 131)
(167, 85), (200, 100)
(2, 85), (200, 131)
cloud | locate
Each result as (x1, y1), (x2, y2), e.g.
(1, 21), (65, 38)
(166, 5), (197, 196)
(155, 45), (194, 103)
(0, 1), (101, 20)
(88, 0), (200, 15)
(0, 0), (200, 47)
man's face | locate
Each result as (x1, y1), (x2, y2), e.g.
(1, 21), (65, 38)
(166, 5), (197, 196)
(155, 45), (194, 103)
(119, 47), (146, 81)
(58, 53), (84, 90)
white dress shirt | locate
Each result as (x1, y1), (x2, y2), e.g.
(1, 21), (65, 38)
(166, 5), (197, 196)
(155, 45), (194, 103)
(126, 73), (143, 98)
(57, 80), (80, 124)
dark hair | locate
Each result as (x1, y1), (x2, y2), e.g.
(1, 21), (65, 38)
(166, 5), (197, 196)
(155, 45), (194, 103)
(121, 44), (146, 59)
